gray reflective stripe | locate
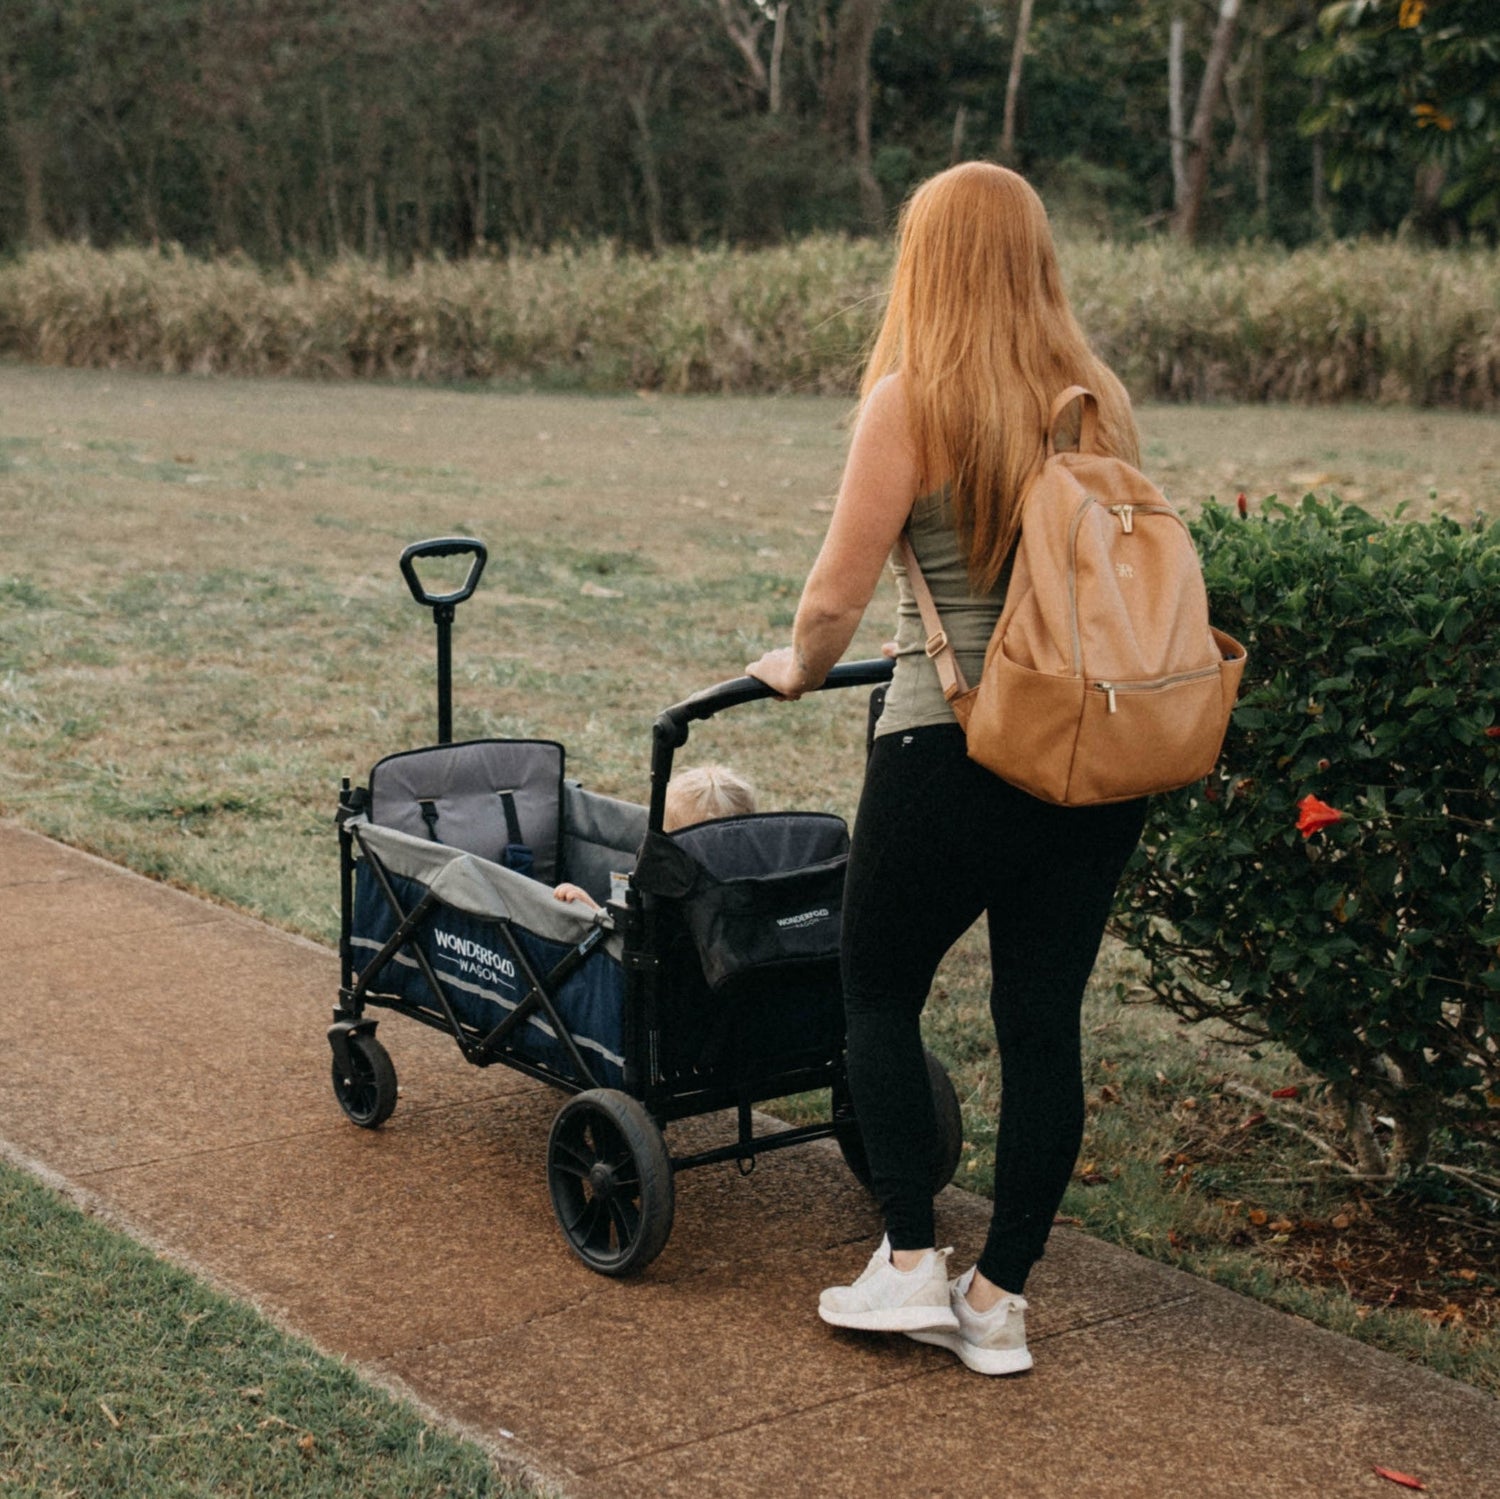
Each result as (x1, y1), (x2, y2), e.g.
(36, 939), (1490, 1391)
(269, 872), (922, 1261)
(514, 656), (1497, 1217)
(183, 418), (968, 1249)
(349, 935), (626, 1070)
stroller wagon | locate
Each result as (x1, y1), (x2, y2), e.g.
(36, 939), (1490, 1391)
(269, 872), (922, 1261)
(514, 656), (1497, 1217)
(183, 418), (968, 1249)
(331, 538), (964, 1274)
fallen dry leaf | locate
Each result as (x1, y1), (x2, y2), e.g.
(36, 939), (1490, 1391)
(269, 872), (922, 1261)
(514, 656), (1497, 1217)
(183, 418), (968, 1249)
(1270, 1085), (1300, 1099)
(1331, 1213), (1352, 1230)
(297, 1434), (317, 1457)
(1239, 1111), (1268, 1130)
(1372, 1465), (1425, 1490)
(1248, 1209), (1269, 1226)
(1418, 1303), (1465, 1327)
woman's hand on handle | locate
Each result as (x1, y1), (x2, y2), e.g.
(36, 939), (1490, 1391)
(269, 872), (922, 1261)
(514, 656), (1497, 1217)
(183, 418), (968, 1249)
(745, 646), (811, 701)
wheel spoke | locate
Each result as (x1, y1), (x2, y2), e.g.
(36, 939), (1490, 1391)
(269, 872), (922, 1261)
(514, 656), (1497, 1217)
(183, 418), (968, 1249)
(550, 1139), (596, 1178)
(605, 1193), (639, 1250)
(593, 1119), (623, 1163)
(573, 1194), (608, 1250)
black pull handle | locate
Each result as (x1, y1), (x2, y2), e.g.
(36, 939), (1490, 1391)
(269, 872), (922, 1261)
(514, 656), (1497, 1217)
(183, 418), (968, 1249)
(399, 537), (488, 609)
(399, 537), (487, 744)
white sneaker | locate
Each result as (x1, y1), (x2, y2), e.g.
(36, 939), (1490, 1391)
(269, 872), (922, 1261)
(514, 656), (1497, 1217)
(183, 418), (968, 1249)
(907, 1267), (1033, 1375)
(818, 1236), (960, 1333)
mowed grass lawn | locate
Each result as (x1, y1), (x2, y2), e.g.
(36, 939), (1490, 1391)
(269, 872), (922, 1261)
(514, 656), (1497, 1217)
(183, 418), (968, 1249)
(2, 362), (1497, 1410)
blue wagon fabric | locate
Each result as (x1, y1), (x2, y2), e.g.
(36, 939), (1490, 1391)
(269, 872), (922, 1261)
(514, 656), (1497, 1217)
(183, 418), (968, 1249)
(349, 819), (629, 1090)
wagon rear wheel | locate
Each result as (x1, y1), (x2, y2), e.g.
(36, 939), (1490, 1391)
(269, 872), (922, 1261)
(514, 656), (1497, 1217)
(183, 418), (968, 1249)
(833, 1047), (963, 1196)
(548, 1090), (674, 1276)
(330, 1031), (398, 1129)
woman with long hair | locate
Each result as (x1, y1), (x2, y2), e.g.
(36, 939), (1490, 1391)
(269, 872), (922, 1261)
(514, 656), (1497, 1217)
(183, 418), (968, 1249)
(747, 162), (1148, 1376)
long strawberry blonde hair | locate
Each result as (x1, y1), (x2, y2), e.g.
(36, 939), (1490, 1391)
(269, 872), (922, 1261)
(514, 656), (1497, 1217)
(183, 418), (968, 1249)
(861, 161), (1140, 591)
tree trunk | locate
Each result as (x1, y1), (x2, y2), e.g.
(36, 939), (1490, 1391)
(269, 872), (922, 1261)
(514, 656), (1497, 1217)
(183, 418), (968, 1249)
(364, 175), (378, 259)
(1388, 1094), (1438, 1171)
(1344, 1093), (1389, 1178)
(474, 126), (487, 250)
(1310, 77), (1328, 235)
(1171, 0), (1241, 242)
(769, 2), (787, 115)
(627, 89), (665, 252)
(0, 67), (49, 247)
(999, 0), (1035, 163)
(1168, 15), (1186, 210)
(1248, 0), (1269, 230)
(951, 102), (967, 164)
(319, 87), (344, 253)
(824, 0), (886, 229)
(716, 0), (768, 100)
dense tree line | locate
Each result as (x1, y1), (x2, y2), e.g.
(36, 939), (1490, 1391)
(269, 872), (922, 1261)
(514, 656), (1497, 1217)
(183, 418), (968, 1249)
(1, 1), (1494, 262)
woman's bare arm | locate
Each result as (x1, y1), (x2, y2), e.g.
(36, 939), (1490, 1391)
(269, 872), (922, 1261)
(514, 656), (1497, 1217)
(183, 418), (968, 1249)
(746, 374), (919, 698)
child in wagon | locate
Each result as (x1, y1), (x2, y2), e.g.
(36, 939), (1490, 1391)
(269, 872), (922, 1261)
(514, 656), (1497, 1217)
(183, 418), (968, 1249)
(552, 765), (757, 911)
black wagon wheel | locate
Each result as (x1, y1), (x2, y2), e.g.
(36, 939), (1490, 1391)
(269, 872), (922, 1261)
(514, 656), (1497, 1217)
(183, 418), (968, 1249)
(833, 1047), (964, 1196)
(330, 1031), (399, 1129)
(547, 1089), (675, 1276)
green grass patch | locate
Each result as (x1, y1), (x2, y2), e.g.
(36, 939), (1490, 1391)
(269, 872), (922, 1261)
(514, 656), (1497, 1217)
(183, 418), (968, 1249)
(0, 1161), (544, 1498)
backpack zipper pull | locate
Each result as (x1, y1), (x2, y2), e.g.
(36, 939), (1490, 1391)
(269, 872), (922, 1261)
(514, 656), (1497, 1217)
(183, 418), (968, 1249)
(1109, 504), (1135, 533)
(1098, 682), (1118, 713)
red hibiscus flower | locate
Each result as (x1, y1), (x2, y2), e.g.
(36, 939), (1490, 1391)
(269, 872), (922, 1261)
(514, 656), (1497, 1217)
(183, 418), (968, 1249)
(1236, 492), (1248, 517)
(1296, 795), (1344, 838)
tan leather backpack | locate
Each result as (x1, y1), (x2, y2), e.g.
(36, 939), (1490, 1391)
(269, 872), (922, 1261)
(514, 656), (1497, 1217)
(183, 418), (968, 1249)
(902, 386), (1247, 806)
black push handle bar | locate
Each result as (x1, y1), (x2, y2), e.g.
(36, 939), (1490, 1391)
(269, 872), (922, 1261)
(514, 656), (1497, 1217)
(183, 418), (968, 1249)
(399, 537), (488, 610)
(646, 657), (894, 833)
(655, 656), (894, 747)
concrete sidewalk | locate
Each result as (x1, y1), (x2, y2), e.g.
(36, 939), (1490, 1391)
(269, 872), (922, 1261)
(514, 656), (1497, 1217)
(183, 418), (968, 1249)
(1, 819), (1494, 1498)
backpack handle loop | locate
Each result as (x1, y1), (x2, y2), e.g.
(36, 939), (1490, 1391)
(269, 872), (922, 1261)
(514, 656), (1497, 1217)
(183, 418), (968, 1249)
(1046, 385), (1099, 456)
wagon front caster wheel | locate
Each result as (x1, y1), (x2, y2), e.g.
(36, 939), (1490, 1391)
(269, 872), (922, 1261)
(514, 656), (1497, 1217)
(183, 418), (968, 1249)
(833, 1046), (963, 1196)
(548, 1089), (675, 1276)
(330, 1030), (398, 1129)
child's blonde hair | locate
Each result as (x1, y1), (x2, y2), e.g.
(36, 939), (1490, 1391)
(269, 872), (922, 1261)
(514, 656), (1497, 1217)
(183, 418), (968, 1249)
(664, 764), (757, 831)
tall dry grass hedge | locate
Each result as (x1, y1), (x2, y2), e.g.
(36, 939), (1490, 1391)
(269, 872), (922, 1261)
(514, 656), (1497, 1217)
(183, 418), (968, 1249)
(1, 238), (1496, 406)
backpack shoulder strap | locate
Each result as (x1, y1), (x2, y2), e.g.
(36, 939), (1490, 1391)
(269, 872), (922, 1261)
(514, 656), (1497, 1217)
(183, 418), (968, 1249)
(898, 535), (971, 704)
(1047, 385), (1100, 455)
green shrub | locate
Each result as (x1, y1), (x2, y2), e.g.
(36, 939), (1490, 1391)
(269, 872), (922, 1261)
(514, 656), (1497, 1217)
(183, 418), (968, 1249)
(1113, 497), (1500, 1171)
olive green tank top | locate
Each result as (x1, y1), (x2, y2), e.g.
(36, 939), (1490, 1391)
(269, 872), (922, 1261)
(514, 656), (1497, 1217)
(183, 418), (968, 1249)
(877, 488), (1007, 737)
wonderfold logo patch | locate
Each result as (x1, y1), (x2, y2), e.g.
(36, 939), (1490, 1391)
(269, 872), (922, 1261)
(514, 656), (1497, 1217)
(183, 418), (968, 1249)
(775, 907), (831, 930)
(432, 927), (517, 984)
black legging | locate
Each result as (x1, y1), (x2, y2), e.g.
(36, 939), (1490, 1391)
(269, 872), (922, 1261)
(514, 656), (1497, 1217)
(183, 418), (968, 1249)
(841, 724), (1147, 1294)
